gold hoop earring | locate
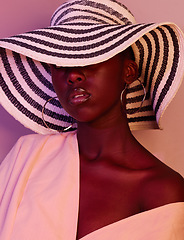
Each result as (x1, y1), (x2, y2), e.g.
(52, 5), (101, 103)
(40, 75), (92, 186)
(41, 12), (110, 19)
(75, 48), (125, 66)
(42, 97), (73, 132)
(120, 84), (128, 105)
(120, 79), (146, 114)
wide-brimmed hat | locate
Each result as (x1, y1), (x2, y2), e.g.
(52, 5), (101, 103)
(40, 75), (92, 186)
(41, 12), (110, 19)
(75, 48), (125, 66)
(0, 0), (184, 134)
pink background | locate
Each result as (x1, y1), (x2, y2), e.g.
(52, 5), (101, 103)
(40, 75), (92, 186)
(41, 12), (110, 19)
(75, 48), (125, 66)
(0, 0), (184, 176)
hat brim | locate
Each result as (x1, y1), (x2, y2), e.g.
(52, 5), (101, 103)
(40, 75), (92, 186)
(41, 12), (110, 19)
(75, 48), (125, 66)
(0, 22), (184, 133)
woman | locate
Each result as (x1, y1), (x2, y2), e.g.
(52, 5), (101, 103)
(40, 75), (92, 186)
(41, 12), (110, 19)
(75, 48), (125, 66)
(0, 0), (184, 239)
(51, 49), (184, 238)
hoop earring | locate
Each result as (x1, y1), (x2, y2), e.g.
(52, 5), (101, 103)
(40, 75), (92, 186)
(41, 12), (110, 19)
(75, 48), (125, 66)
(42, 97), (73, 132)
(120, 79), (146, 114)
(120, 84), (128, 105)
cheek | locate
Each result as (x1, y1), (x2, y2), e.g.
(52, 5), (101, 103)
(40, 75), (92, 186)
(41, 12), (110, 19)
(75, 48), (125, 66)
(51, 72), (66, 98)
(95, 72), (124, 102)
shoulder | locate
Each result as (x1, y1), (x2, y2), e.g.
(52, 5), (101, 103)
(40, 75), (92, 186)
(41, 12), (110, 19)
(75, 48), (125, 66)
(2, 131), (77, 165)
(14, 131), (76, 150)
(141, 161), (184, 211)
(1, 134), (50, 166)
(10, 133), (55, 154)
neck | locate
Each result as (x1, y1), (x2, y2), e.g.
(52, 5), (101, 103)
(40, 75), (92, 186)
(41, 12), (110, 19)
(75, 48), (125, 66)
(77, 113), (136, 163)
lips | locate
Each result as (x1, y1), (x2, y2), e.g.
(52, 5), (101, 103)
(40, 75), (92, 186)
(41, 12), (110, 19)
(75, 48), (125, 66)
(69, 88), (91, 106)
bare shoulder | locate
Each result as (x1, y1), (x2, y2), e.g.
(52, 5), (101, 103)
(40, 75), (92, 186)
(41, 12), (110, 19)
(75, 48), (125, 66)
(141, 156), (184, 211)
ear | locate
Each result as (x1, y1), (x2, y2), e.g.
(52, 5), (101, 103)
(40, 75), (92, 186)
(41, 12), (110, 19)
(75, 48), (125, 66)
(123, 59), (139, 85)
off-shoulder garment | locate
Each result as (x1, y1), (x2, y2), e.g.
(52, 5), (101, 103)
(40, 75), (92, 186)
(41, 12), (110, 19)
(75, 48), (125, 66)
(0, 132), (183, 239)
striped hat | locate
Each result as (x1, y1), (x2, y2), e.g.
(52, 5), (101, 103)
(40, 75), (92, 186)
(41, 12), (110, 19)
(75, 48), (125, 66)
(0, 0), (184, 134)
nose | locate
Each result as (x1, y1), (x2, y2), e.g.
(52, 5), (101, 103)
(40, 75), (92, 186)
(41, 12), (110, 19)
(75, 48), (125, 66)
(67, 68), (85, 85)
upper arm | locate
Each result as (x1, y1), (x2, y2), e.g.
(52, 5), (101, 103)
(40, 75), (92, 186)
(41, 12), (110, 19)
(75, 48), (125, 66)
(142, 168), (184, 211)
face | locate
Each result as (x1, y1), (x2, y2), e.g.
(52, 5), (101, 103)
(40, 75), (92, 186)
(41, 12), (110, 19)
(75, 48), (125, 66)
(50, 52), (134, 125)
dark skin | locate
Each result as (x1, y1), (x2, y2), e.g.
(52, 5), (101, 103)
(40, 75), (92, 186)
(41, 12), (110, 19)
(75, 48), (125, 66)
(50, 49), (184, 239)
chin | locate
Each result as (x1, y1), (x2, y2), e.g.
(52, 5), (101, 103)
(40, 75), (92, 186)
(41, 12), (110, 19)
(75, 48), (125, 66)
(65, 107), (96, 122)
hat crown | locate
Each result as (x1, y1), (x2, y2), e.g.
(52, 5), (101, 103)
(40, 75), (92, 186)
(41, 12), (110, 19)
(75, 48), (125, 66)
(50, 0), (136, 26)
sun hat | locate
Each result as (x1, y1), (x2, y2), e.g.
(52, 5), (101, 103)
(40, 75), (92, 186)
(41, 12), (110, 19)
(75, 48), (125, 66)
(0, 0), (184, 134)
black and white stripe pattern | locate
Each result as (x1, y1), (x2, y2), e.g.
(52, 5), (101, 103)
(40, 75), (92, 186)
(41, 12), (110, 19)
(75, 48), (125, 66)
(0, 0), (184, 133)
(50, 0), (135, 26)
(0, 23), (156, 64)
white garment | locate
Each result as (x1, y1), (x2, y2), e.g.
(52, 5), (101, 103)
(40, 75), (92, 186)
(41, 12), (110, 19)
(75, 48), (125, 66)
(0, 132), (183, 240)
